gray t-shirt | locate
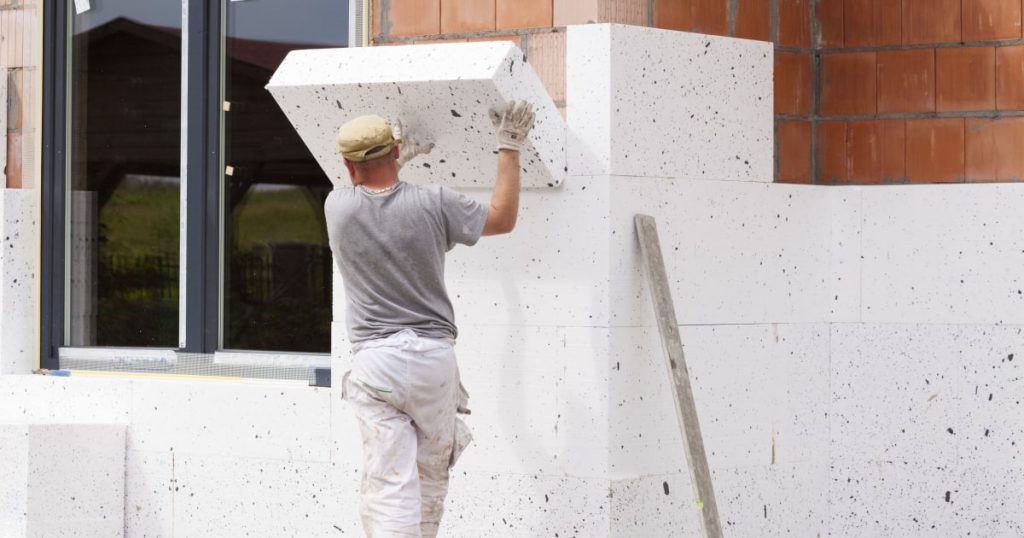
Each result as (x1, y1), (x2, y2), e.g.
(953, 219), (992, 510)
(324, 182), (489, 343)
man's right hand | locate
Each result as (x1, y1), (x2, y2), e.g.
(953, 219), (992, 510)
(488, 100), (536, 152)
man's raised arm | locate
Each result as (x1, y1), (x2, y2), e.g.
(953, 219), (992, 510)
(482, 101), (535, 236)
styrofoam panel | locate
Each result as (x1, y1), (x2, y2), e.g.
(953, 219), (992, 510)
(762, 185), (837, 320)
(611, 463), (828, 538)
(595, 25), (772, 180)
(0, 190), (38, 375)
(446, 278), (609, 328)
(0, 376), (131, 424)
(772, 323), (832, 466)
(606, 177), (833, 327)
(444, 177), (611, 327)
(607, 178), (774, 327)
(610, 326), (768, 476)
(860, 184), (1024, 324)
(27, 520), (124, 538)
(25, 424), (126, 538)
(323, 470), (610, 536)
(829, 460), (964, 537)
(829, 187), (863, 322)
(610, 473), (701, 538)
(129, 378), (333, 461)
(448, 325), (580, 476)
(956, 326), (1023, 469)
(0, 519), (25, 538)
(566, 24), (612, 176)
(609, 324), (830, 478)
(267, 42), (565, 189)
(444, 176), (610, 283)
(833, 323), (1023, 469)
(830, 324), (962, 465)
(956, 465), (1024, 536)
(0, 425), (28, 537)
(171, 453), (341, 537)
(553, 326), (611, 478)
(123, 450), (172, 538)
(442, 472), (609, 537)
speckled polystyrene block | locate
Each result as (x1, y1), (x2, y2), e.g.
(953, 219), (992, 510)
(604, 177), (833, 327)
(128, 378), (332, 460)
(443, 472), (610, 537)
(266, 42), (565, 189)
(0, 376), (131, 424)
(568, 24), (773, 181)
(170, 454), (340, 537)
(123, 450), (172, 538)
(829, 187), (863, 322)
(440, 176), (611, 326)
(609, 324), (830, 478)
(0, 425), (29, 536)
(831, 323), (1023, 467)
(859, 184), (1024, 324)
(611, 463), (827, 537)
(0, 423), (126, 538)
(0, 190), (38, 375)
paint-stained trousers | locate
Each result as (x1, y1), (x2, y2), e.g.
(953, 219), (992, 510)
(343, 329), (472, 538)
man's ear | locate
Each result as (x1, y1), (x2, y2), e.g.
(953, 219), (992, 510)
(392, 145), (400, 160)
(344, 159), (356, 180)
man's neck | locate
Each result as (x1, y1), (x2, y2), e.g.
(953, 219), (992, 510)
(356, 172), (399, 191)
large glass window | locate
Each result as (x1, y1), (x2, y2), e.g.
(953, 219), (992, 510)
(222, 0), (345, 352)
(68, 2), (182, 347)
(48, 0), (349, 368)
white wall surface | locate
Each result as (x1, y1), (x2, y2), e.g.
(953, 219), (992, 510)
(0, 422), (127, 538)
(0, 189), (36, 375)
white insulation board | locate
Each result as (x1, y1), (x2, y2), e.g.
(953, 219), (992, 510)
(267, 41), (566, 189)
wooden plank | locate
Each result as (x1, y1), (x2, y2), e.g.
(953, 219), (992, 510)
(634, 214), (723, 538)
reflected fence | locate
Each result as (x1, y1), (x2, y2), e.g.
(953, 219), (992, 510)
(97, 244), (333, 305)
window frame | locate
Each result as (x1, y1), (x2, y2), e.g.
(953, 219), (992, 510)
(41, 0), (331, 368)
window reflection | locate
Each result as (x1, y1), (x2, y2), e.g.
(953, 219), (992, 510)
(68, 3), (182, 347)
(222, 0), (346, 352)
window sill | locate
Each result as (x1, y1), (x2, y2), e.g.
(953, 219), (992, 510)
(213, 350), (331, 370)
(58, 347), (177, 368)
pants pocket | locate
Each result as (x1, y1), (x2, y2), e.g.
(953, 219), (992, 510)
(340, 370), (352, 401)
(449, 417), (472, 468)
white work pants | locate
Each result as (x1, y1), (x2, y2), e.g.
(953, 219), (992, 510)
(344, 329), (471, 538)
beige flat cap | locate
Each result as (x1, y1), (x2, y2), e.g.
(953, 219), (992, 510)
(335, 114), (396, 162)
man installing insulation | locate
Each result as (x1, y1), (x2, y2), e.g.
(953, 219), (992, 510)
(327, 100), (536, 537)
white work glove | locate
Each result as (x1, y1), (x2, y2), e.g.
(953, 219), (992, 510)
(488, 100), (536, 152)
(393, 119), (434, 169)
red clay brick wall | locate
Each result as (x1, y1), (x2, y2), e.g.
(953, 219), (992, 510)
(1, 0), (39, 189)
(373, 0), (1023, 185)
(814, 0), (1024, 184)
(372, 0), (577, 116)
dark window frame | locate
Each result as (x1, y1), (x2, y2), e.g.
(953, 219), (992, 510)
(42, 0), (224, 367)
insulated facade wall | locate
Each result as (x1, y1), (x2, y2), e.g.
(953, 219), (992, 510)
(0, 19), (1021, 538)
(828, 184), (1024, 536)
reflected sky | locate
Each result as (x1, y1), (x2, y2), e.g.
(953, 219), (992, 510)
(75, 0), (348, 45)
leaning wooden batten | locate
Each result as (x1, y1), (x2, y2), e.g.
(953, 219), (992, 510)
(634, 214), (723, 538)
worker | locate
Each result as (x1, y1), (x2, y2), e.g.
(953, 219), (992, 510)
(327, 100), (536, 537)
